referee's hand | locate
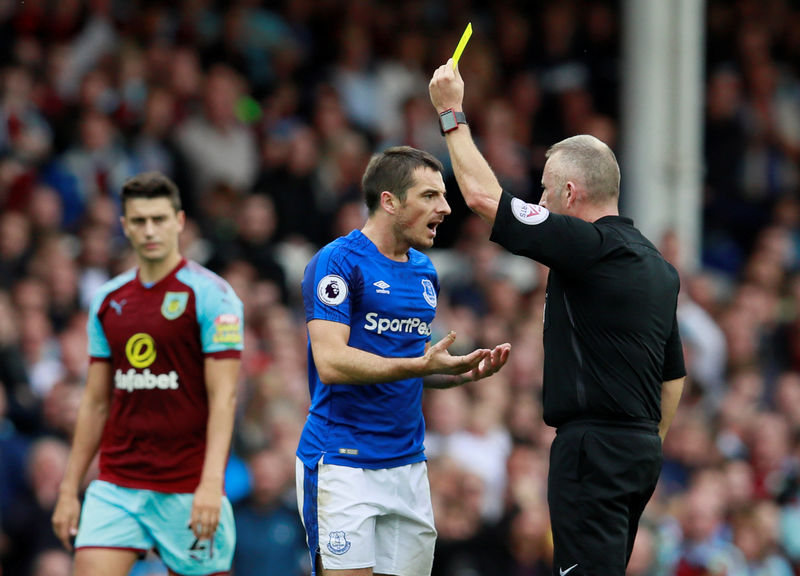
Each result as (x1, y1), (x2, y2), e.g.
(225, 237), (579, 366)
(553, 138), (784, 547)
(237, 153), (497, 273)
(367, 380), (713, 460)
(429, 58), (465, 115)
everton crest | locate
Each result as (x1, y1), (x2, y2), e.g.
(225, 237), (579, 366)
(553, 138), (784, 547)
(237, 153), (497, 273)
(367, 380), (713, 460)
(327, 531), (351, 555)
(421, 279), (437, 308)
(161, 291), (189, 320)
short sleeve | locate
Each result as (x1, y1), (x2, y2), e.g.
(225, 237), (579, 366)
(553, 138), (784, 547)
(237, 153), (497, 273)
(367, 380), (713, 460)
(87, 291), (111, 359)
(195, 278), (245, 355)
(662, 311), (687, 381)
(302, 246), (357, 326)
(490, 190), (605, 274)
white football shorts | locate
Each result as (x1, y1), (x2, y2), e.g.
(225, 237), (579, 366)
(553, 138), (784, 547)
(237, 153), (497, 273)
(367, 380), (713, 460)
(296, 457), (437, 576)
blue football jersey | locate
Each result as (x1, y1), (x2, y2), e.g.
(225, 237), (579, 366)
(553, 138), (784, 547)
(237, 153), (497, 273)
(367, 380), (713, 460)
(296, 230), (440, 469)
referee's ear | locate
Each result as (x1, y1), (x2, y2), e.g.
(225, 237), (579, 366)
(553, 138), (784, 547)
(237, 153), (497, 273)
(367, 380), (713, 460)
(564, 181), (579, 209)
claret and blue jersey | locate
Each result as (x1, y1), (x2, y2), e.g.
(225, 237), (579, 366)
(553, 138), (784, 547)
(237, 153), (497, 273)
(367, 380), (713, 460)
(297, 230), (439, 470)
(87, 259), (244, 493)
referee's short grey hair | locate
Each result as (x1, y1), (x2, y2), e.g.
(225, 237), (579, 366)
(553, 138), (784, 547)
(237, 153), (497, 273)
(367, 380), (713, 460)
(546, 135), (620, 204)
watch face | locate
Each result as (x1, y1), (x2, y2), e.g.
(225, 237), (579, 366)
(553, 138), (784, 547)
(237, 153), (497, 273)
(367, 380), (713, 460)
(440, 110), (458, 132)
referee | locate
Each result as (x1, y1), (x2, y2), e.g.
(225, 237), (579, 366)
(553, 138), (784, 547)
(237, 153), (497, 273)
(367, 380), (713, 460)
(430, 60), (686, 576)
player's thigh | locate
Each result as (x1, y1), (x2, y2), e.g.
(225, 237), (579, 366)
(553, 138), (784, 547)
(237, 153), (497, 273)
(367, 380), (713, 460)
(73, 547), (140, 576)
(142, 491), (236, 576)
(319, 568), (374, 576)
(314, 557), (396, 575)
(299, 459), (380, 572)
(75, 480), (153, 554)
(374, 462), (436, 576)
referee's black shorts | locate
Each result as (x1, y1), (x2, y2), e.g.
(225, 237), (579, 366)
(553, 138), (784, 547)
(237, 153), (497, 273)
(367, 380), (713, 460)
(547, 419), (662, 576)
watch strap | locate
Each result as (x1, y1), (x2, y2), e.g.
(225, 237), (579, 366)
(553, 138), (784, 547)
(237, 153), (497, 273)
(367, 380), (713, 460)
(439, 109), (468, 136)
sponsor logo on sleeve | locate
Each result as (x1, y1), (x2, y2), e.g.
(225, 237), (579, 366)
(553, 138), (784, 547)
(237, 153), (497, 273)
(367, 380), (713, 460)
(511, 197), (550, 225)
(213, 313), (242, 345)
(161, 291), (189, 320)
(317, 275), (348, 306)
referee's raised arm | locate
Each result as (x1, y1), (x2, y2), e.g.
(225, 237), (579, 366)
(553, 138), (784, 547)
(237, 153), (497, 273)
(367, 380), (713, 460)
(429, 59), (502, 226)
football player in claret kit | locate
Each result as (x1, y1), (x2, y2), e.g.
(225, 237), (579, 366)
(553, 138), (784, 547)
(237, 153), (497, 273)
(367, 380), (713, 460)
(52, 172), (244, 576)
(296, 146), (511, 576)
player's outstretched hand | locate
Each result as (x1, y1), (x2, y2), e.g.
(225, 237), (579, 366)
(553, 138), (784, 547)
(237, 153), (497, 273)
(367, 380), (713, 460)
(191, 481), (222, 540)
(424, 331), (489, 376)
(424, 340), (511, 389)
(466, 342), (512, 382)
(52, 493), (81, 551)
(429, 58), (465, 114)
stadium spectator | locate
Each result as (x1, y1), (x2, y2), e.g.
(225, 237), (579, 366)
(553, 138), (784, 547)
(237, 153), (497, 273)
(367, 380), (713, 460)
(175, 64), (259, 217)
(233, 447), (309, 576)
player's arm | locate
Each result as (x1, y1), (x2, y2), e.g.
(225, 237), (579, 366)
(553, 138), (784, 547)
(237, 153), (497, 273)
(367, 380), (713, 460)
(429, 59), (502, 226)
(52, 360), (113, 551)
(191, 356), (240, 541)
(659, 376), (685, 442)
(309, 319), (491, 385)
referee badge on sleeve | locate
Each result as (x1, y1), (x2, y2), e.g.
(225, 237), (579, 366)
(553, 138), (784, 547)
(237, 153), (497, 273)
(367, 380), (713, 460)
(317, 275), (348, 306)
(511, 197), (549, 225)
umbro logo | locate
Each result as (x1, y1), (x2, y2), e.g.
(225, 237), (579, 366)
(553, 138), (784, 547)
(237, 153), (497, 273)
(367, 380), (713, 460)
(110, 299), (127, 315)
(373, 281), (390, 294)
(560, 564), (578, 576)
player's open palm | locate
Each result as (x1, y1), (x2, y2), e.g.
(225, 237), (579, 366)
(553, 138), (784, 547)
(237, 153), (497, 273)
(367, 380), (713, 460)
(52, 493), (81, 551)
(466, 342), (511, 382)
(425, 331), (489, 375)
(191, 482), (222, 540)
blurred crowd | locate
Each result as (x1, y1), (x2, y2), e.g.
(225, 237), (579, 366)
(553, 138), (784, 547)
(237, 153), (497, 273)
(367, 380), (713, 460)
(1, 0), (800, 575)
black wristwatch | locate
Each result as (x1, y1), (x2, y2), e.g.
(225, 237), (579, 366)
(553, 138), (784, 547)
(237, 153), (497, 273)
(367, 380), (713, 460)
(439, 108), (467, 136)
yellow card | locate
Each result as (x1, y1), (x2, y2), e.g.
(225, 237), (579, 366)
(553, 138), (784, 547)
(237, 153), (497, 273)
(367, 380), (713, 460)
(452, 22), (473, 68)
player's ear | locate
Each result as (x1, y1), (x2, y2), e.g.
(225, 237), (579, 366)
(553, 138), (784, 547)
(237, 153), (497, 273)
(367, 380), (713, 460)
(380, 190), (397, 214)
(176, 209), (186, 232)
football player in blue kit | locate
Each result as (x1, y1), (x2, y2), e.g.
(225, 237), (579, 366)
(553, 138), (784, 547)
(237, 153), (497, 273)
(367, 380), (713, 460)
(296, 146), (511, 576)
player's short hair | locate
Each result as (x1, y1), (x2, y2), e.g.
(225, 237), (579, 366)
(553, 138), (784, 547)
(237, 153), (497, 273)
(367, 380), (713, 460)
(546, 135), (620, 205)
(362, 146), (444, 214)
(121, 172), (182, 214)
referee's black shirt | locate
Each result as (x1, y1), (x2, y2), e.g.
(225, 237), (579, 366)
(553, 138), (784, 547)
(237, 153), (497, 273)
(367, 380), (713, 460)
(490, 191), (687, 428)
